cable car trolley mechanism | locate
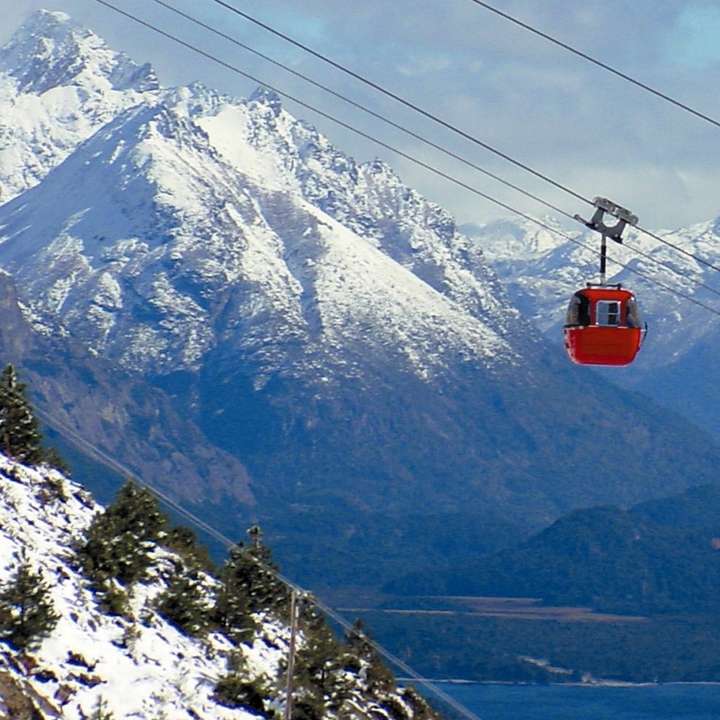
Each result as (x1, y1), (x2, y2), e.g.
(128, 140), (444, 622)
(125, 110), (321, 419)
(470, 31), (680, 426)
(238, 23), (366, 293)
(564, 197), (647, 366)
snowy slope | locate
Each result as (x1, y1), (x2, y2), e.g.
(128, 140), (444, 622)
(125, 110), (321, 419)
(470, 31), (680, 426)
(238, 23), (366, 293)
(0, 10), (527, 386)
(0, 82), (516, 381)
(199, 89), (521, 343)
(0, 456), (275, 719)
(0, 454), (432, 719)
(0, 10), (158, 206)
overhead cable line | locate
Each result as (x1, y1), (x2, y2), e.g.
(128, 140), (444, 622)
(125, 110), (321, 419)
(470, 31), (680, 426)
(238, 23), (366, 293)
(148, 0), (720, 298)
(149, 0), (570, 222)
(468, 0), (720, 130)
(203, 0), (720, 276)
(36, 406), (482, 720)
(205, 0), (590, 206)
(94, 0), (720, 317)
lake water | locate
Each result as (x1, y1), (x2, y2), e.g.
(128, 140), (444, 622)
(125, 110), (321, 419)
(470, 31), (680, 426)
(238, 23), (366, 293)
(437, 683), (720, 719)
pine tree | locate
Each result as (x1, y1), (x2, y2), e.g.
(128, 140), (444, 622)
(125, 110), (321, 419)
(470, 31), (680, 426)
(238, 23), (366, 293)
(164, 525), (215, 572)
(212, 548), (258, 643)
(212, 531), (289, 642)
(78, 480), (167, 586)
(344, 619), (395, 694)
(214, 651), (271, 716)
(402, 686), (440, 720)
(294, 604), (351, 717)
(230, 533), (289, 616)
(0, 551), (60, 650)
(155, 562), (212, 637)
(0, 364), (43, 464)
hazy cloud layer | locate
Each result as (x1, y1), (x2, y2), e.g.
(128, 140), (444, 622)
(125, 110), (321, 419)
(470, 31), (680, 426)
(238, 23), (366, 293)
(5, 0), (720, 229)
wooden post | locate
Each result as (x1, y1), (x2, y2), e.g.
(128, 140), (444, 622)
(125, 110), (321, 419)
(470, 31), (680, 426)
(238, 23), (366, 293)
(284, 589), (299, 720)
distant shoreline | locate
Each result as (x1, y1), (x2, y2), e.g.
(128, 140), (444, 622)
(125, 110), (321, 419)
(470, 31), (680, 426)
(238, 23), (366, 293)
(397, 678), (720, 688)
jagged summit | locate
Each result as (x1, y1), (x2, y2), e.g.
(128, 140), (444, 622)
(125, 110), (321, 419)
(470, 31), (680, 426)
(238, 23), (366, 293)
(248, 85), (283, 115)
(0, 10), (161, 204)
(0, 91), (513, 377)
(0, 9), (158, 94)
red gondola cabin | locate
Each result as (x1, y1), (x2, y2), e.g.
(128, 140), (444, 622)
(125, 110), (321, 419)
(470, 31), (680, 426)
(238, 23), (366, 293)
(564, 285), (644, 366)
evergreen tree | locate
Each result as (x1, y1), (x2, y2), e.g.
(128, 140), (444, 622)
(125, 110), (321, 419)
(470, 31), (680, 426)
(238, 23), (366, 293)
(344, 619), (395, 694)
(164, 525), (215, 573)
(212, 530), (288, 642)
(294, 604), (351, 717)
(78, 480), (167, 586)
(214, 651), (272, 717)
(155, 562), (212, 637)
(212, 547), (258, 643)
(402, 686), (440, 720)
(233, 534), (289, 616)
(0, 364), (43, 464)
(0, 551), (60, 650)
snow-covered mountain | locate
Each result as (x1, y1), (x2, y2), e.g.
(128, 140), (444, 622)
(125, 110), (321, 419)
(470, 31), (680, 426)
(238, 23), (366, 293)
(0, 452), (437, 719)
(468, 214), (720, 440)
(465, 215), (720, 369)
(2, 10), (720, 589)
(0, 10), (157, 206)
(0, 96), (515, 381)
(0, 10), (522, 385)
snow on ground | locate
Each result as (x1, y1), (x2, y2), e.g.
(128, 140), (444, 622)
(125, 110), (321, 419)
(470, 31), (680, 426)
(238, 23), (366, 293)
(0, 455), (284, 719)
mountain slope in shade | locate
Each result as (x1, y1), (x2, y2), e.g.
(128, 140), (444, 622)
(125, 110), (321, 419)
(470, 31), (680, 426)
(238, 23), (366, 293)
(0, 269), (254, 508)
(1, 12), (720, 588)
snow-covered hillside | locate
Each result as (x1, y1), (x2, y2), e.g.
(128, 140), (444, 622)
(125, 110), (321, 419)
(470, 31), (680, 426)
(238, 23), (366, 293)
(0, 456), (276, 719)
(0, 454), (435, 719)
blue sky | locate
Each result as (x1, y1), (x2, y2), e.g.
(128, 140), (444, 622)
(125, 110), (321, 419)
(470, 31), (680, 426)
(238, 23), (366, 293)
(5, 0), (720, 229)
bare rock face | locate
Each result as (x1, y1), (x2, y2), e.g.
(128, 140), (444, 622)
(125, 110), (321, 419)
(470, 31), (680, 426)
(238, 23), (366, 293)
(0, 667), (62, 719)
(0, 270), (254, 508)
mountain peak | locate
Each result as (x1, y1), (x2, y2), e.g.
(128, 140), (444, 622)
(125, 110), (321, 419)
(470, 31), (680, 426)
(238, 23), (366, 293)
(0, 8), (158, 94)
(16, 8), (72, 33)
(248, 85), (283, 115)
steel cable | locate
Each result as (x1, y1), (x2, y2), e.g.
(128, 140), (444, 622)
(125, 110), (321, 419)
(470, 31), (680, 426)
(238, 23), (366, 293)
(95, 0), (720, 316)
(200, 0), (720, 276)
(468, 0), (720, 130)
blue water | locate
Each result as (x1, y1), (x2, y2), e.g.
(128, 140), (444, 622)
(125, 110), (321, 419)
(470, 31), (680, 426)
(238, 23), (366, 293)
(439, 683), (720, 720)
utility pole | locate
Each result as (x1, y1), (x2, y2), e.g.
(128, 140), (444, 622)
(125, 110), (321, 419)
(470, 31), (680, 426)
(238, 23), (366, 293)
(284, 588), (300, 720)
(247, 524), (262, 549)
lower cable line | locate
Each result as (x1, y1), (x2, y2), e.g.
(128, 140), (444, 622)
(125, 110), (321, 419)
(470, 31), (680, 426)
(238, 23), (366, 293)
(36, 407), (483, 720)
